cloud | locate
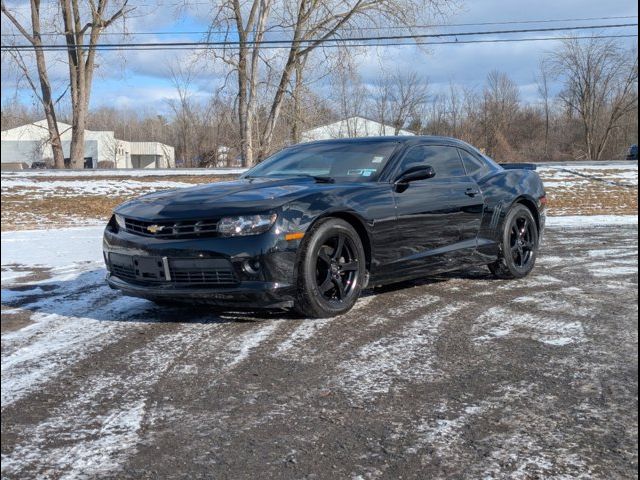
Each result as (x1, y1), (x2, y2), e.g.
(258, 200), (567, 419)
(2, 0), (637, 111)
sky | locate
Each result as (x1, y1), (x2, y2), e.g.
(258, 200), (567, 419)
(0, 0), (638, 115)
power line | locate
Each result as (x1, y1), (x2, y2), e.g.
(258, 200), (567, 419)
(1, 23), (636, 51)
(2, 34), (636, 52)
(1, 14), (637, 37)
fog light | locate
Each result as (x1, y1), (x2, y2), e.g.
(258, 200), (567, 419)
(243, 259), (261, 275)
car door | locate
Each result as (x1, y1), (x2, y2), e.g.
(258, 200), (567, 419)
(390, 144), (485, 276)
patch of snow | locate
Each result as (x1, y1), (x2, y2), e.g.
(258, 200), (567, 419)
(546, 215), (638, 228)
(1, 227), (104, 272)
(1, 178), (193, 197)
(275, 319), (333, 357)
(336, 302), (463, 400)
(1, 168), (246, 178)
(473, 306), (586, 346)
(590, 266), (638, 278)
(226, 322), (283, 368)
(1, 323), (223, 478)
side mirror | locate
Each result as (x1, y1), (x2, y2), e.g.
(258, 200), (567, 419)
(395, 165), (436, 189)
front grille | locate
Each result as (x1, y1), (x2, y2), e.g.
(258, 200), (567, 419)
(170, 268), (236, 285)
(108, 254), (238, 287)
(111, 263), (136, 280)
(124, 217), (220, 239)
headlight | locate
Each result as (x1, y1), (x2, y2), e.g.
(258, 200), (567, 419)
(218, 213), (277, 237)
(114, 213), (127, 230)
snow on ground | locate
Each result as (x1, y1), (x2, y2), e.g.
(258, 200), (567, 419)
(1, 178), (193, 198)
(545, 215), (638, 227)
(1, 219), (637, 478)
(0, 162), (636, 477)
(1, 227), (104, 284)
(1, 168), (247, 177)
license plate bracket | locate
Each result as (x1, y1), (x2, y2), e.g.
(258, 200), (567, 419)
(134, 256), (165, 280)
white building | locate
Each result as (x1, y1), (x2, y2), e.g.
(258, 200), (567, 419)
(301, 116), (415, 143)
(1, 120), (175, 169)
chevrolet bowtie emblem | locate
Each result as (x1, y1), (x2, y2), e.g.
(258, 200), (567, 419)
(146, 224), (164, 233)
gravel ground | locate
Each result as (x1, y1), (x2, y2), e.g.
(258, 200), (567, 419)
(1, 224), (638, 479)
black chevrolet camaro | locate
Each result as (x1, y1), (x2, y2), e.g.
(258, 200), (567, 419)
(103, 136), (546, 317)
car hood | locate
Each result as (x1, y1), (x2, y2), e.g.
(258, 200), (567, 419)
(115, 177), (343, 220)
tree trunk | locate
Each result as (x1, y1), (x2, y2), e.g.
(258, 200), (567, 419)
(34, 47), (65, 167)
(262, 47), (299, 154)
(291, 58), (305, 144)
(69, 109), (86, 168)
(2, 0), (66, 167)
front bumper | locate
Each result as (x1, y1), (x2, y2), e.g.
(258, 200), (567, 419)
(106, 274), (296, 309)
(103, 224), (301, 309)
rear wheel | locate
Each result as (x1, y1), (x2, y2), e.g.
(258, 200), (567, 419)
(295, 218), (366, 318)
(488, 204), (539, 279)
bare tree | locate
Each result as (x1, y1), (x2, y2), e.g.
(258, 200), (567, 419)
(548, 36), (638, 160)
(206, 0), (454, 165)
(0, 95), (41, 130)
(481, 70), (520, 158)
(2, 0), (130, 168)
(374, 70), (428, 134)
(536, 60), (552, 160)
(60, 0), (130, 167)
(2, 0), (66, 167)
(332, 58), (367, 137)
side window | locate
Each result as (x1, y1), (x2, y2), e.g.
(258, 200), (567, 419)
(458, 149), (487, 176)
(397, 145), (466, 179)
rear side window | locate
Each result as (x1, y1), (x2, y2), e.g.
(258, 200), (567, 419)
(397, 145), (466, 179)
(458, 149), (487, 176)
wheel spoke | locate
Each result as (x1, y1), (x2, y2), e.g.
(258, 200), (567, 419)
(332, 235), (345, 260)
(333, 277), (346, 299)
(318, 247), (332, 265)
(318, 273), (333, 294)
(340, 261), (358, 271)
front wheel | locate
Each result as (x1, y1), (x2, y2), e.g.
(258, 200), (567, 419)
(488, 204), (539, 279)
(295, 218), (366, 318)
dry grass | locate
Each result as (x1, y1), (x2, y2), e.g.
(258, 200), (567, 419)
(538, 168), (638, 216)
(1, 171), (637, 231)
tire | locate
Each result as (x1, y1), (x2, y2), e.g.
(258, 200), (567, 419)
(294, 218), (366, 318)
(488, 203), (539, 279)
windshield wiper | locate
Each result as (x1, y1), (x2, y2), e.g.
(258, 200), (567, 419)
(310, 175), (334, 183)
(292, 174), (334, 183)
(245, 174), (334, 183)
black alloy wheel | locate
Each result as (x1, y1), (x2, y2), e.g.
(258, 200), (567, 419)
(489, 204), (539, 279)
(315, 233), (360, 303)
(509, 215), (536, 269)
(295, 218), (366, 318)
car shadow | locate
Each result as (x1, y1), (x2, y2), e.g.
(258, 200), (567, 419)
(1, 265), (497, 325)
(366, 266), (497, 295)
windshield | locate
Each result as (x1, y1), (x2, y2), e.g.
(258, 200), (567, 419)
(243, 141), (399, 182)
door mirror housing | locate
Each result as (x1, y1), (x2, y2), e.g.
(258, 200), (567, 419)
(395, 165), (436, 188)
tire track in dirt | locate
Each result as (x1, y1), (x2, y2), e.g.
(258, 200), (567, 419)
(1, 318), (288, 479)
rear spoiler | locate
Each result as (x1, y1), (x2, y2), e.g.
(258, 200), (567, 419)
(499, 163), (537, 170)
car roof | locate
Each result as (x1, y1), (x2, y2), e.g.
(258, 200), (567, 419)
(299, 135), (474, 148)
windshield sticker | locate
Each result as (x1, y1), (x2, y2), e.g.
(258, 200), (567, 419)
(348, 168), (377, 177)
(372, 156), (384, 163)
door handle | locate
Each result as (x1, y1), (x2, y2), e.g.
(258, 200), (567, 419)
(465, 188), (480, 197)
